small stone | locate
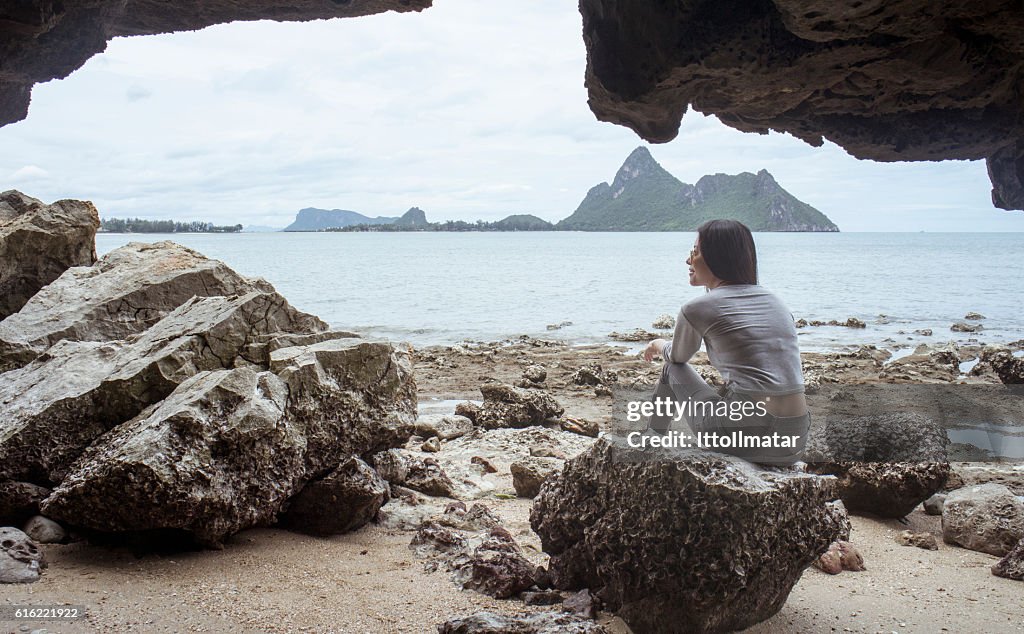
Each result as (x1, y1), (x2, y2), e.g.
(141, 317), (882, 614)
(564, 588), (599, 619)
(529, 445), (566, 460)
(964, 312), (986, 320)
(22, 515), (65, 544)
(923, 493), (946, 516)
(522, 365), (547, 383)
(951, 322), (983, 333)
(510, 458), (560, 498)
(560, 417), (599, 438)
(0, 527), (45, 584)
(471, 456), (498, 473)
(651, 314), (675, 330)
(414, 414), (474, 441)
(421, 437), (441, 453)
(897, 530), (939, 550)
(520, 589), (564, 605)
(991, 538), (1024, 580)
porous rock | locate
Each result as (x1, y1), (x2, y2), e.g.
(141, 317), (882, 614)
(942, 483), (1024, 557)
(570, 363), (617, 387)
(805, 412), (950, 517)
(0, 291), (324, 486)
(651, 314), (675, 330)
(460, 527), (540, 599)
(281, 456), (390, 536)
(437, 611), (608, 634)
(522, 365), (547, 384)
(471, 383), (564, 430)
(992, 538), (1024, 581)
(415, 414), (474, 441)
(0, 527), (45, 584)
(0, 240), (276, 372)
(531, 437), (848, 633)
(0, 191), (98, 320)
(41, 337), (415, 545)
(510, 458), (560, 499)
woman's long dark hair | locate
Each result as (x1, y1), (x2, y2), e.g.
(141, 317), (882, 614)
(697, 219), (758, 285)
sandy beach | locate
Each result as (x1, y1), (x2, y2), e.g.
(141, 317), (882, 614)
(3, 337), (1023, 634)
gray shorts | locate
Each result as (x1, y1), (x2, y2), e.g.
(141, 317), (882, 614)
(647, 362), (809, 465)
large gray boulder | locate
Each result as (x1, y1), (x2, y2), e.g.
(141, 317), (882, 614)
(0, 191), (99, 320)
(0, 291), (326, 485)
(531, 437), (848, 634)
(0, 240), (273, 372)
(42, 337), (415, 545)
(942, 483), (1024, 557)
(805, 412), (950, 518)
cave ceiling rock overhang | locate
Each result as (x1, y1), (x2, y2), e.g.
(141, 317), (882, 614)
(2, 0), (1022, 210)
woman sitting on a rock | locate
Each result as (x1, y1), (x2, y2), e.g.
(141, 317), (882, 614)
(641, 219), (808, 465)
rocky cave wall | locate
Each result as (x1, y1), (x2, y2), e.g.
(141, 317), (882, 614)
(2, 0), (1023, 209)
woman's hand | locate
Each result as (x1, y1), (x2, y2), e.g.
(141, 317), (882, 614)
(643, 338), (668, 363)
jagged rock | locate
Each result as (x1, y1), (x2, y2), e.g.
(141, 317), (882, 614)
(529, 445), (566, 460)
(0, 241), (276, 372)
(437, 502), (502, 532)
(40, 337), (414, 545)
(0, 481), (50, 526)
(471, 456), (499, 474)
(813, 541), (865, 574)
(878, 344), (961, 382)
(281, 456), (390, 536)
(608, 329), (660, 342)
(897, 530), (938, 550)
(563, 588), (599, 619)
(522, 365), (547, 384)
(415, 414), (474, 441)
(942, 484), (1024, 557)
(992, 538), (1024, 581)
(570, 364), (617, 386)
(410, 521), (468, 558)
(0, 527), (45, 584)
(560, 417), (599, 438)
(0, 191), (98, 320)
(651, 314), (675, 330)
(0, 291), (324, 486)
(923, 493), (947, 516)
(455, 401), (481, 423)
(471, 383), (564, 430)
(511, 458), (560, 499)
(965, 312), (986, 320)
(806, 412), (950, 517)
(405, 457), (458, 498)
(531, 437), (848, 633)
(969, 347), (1024, 384)
(460, 527), (540, 599)
(372, 448), (412, 485)
(438, 611), (608, 634)
(22, 515), (65, 544)
(952, 322), (984, 333)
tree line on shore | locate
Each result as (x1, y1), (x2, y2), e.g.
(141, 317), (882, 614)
(100, 218), (243, 233)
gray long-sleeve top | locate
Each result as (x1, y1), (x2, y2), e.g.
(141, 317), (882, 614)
(661, 284), (805, 396)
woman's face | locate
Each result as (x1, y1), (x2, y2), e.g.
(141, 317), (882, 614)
(686, 239), (718, 287)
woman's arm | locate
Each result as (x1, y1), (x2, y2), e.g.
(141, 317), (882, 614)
(645, 310), (702, 363)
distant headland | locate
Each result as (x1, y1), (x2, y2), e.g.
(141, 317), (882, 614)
(277, 147), (838, 233)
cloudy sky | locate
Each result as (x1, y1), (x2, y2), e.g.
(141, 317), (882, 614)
(1, 0), (1021, 231)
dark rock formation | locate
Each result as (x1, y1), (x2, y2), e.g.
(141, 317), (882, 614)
(805, 412), (950, 517)
(531, 437), (848, 633)
(0, 191), (98, 320)
(942, 483), (1024, 557)
(570, 363), (617, 387)
(0, 291), (324, 486)
(578, 0), (1024, 209)
(0, 241), (273, 372)
(992, 538), (1024, 581)
(437, 611), (608, 634)
(280, 456), (389, 536)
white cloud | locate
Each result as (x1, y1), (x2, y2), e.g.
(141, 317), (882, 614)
(9, 165), (50, 182)
(0, 0), (1019, 231)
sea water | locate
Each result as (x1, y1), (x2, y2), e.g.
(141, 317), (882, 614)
(96, 231), (1024, 353)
